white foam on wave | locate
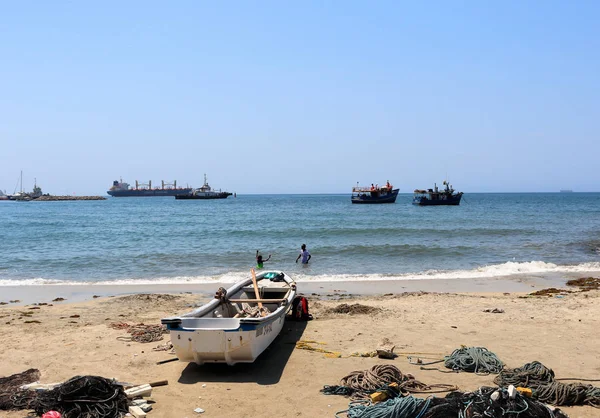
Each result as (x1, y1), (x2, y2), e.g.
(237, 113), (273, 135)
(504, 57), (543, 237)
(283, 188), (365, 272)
(1, 261), (600, 286)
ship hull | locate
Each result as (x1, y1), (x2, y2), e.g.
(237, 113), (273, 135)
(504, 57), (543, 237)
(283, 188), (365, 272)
(351, 189), (399, 204)
(107, 189), (192, 197)
(413, 194), (463, 206)
(175, 192), (232, 200)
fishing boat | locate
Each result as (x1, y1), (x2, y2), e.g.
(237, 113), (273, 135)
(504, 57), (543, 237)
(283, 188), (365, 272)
(351, 181), (399, 204)
(413, 181), (463, 206)
(161, 270), (296, 365)
(175, 174), (232, 200)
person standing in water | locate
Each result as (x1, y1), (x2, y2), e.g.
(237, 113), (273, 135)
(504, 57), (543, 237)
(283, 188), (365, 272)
(256, 250), (271, 269)
(295, 244), (311, 264)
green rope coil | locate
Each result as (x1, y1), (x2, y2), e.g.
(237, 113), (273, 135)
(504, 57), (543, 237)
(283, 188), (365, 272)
(444, 347), (504, 374)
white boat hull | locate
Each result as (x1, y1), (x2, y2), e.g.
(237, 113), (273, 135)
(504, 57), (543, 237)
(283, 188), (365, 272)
(170, 312), (287, 365)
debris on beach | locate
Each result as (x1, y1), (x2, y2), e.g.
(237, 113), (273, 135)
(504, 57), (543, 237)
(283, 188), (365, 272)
(376, 338), (396, 359)
(529, 288), (570, 297)
(52, 298), (65, 302)
(296, 340), (342, 357)
(109, 322), (169, 343)
(326, 303), (381, 315)
(483, 308), (505, 313)
(153, 340), (174, 352)
(566, 277), (600, 291)
(112, 294), (180, 304)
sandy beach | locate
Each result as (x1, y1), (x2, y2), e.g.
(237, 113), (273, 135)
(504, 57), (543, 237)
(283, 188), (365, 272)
(1, 279), (599, 418)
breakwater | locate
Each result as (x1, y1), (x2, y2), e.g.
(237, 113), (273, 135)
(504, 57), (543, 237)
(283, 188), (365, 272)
(33, 196), (106, 201)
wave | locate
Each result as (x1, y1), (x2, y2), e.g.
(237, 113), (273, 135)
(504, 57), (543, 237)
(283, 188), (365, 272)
(2, 261), (600, 286)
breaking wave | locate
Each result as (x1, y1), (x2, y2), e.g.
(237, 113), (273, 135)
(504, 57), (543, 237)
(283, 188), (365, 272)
(1, 261), (600, 286)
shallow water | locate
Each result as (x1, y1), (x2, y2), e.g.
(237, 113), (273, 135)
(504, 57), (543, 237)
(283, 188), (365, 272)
(1, 193), (600, 285)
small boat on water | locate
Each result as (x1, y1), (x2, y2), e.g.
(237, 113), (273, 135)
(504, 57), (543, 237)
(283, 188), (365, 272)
(175, 174), (232, 200)
(161, 270), (296, 365)
(351, 181), (399, 204)
(413, 181), (463, 206)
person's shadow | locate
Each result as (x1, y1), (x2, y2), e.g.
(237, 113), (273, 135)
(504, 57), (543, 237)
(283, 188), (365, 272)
(177, 318), (308, 386)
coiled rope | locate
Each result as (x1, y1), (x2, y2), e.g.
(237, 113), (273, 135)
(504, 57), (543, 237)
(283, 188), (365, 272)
(323, 365), (457, 400)
(443, 346), (504, 374)
(338, 396), (431, 418)
(494, 361), (600, 408)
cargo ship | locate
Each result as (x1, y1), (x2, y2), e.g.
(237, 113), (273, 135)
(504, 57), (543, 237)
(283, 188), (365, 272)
(107, 179), (192, 197)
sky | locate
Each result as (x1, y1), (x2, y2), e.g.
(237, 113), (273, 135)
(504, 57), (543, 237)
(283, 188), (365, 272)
(1, 1), (599, 195)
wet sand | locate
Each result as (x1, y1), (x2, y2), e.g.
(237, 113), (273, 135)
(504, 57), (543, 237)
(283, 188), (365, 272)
(0, 271), (580, 306)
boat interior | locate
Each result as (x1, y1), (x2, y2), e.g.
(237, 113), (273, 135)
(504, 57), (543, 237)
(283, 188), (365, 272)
(183, 272), (294, 320)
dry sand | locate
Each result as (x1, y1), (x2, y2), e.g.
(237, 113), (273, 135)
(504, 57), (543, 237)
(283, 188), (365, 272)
(1, 285), (599, 417)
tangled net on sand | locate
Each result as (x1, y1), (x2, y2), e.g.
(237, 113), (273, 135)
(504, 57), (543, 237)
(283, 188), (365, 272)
(1, 372), (128, 418)
(0, 369), (40, 410)
(109, 322), (168, 343)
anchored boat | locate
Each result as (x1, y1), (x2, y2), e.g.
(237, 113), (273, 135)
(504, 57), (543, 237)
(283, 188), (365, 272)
(175, 174), (232, 200)
(161, 270), (296, 365)
(107, 179), (192, 197)
(413, 181), (463, 206)
(351, 181), (399, 204)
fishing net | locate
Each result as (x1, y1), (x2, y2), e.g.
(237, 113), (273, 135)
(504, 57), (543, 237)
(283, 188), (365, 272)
(0, 374), (128, 418)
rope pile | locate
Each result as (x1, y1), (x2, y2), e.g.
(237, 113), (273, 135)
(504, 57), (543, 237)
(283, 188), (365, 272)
(335, 387), (569, 418)
(494, 361), (600, 407)
(0, 369), (40, 411)
(443, 346), (504, 374)
(422, 386), (569, 418)
(1, 375), (128, 418)
(109, 322), (168, 343)
(341, 396), (430, 418)
(322, 365), (457, 400)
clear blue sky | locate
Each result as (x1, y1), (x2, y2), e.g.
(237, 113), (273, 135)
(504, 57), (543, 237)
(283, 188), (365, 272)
(1, 1), (598, 194)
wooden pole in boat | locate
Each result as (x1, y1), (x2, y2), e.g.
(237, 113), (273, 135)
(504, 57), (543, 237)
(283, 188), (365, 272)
(251, 268), (266, 317)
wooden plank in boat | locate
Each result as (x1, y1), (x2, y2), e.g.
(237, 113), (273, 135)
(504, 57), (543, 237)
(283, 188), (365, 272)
(228, 298), (287, 303)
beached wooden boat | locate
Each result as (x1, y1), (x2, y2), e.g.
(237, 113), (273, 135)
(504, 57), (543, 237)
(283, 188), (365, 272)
(161, 270), (296, 365)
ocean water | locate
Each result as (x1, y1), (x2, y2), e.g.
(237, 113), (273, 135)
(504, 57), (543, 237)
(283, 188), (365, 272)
(1, 193), (600, 286)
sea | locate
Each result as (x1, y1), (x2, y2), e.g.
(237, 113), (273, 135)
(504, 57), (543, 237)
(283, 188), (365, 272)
(1, 193), (600, 287)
